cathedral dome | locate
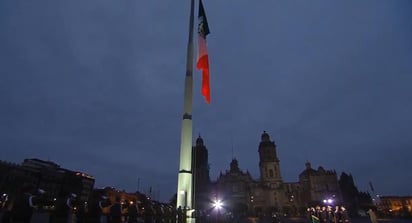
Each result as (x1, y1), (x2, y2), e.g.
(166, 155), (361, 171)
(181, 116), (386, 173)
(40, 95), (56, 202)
(299, 161), (316, 178)
(196, 135), (204, 146)
(230, 158), (240, 172)
(261, 131), (270, 142)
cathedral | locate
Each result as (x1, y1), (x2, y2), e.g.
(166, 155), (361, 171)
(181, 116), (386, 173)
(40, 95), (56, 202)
(192, 131), (342, 216)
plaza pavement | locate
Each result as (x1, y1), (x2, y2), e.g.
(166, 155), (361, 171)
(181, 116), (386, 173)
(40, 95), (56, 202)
(1, 212), (410, 223)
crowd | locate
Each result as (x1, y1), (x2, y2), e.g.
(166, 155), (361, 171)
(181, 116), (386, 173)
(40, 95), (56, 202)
(0, 183), (176, 223)
(307, 206), (350, 223)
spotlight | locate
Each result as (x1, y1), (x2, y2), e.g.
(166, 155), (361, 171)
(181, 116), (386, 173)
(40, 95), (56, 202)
(213, 199), (223, 209)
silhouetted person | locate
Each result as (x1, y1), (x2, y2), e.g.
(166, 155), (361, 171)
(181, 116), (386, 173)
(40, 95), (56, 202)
(144, 204), (154, 223)
(326, 206), (334, 223)
(367, 209), (377, 223)
(108, 196), (122, 223)
(177, 206), (183, 223)
(334, 206), (340, 223)
(306, 207), (314, 223)
(75, 201), (87, 223)
(1, 194), (12, 223)
(9, 184), (42, 223)
(320, 207), (328, 223)
(50, 191), (76, 223)
(340, 206), (350, 223)
(87, 193), (110, 223)
(127, 199), (139, 223)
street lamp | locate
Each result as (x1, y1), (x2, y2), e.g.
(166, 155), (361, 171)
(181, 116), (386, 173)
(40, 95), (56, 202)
(212, 199), (223, 223)
(213, 199), (223, 210)
(323, 198), (334, 205)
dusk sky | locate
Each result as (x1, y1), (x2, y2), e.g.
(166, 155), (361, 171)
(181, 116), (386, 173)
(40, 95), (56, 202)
(1, 0), (411, 202)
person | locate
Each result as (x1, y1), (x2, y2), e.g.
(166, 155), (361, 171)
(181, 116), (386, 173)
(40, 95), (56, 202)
(1, 194), (12, 223)
(86, 193), (111, 223)
(144, 203), (154, 223)
(326, 206), (334, 223)
(177, 206), (183, 223)
(340, 206), (350, 223)
(367, 209), (377, 223)
(306, 207), (314, 223)
(9, 184), (42, 223)
(75, 201), (87, 223)
(127, 199), (139, 223)
(50, 191), (76, 223)
(320, 206), (328, 223)
(334, 206), (341, 223)
(108, 196), (122, 223)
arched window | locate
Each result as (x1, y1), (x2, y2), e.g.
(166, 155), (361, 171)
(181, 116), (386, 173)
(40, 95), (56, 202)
(269, 169), (274, 178)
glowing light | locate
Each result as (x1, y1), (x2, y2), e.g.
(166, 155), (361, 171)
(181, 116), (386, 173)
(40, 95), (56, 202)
(323, 198), (334, 204)
(213, 199), (223, 209)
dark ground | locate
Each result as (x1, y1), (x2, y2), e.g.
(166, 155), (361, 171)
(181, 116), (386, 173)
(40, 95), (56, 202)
(1, 212), (411, 223)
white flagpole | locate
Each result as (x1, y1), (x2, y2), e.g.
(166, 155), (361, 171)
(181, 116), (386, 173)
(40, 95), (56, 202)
(176, 0), (195, 218)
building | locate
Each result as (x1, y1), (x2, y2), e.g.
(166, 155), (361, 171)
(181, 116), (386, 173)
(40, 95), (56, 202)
(0, 158), (95, 201)
(255, 131), (288, 213)
(192, 136), (212, 211)
(21, 158), (64, 197)
(95, 187), (175, 219)
(195, 131), (343, 216)
(379, 196), (412, 217)
(0, 160), (38, 195)
(298, 161), (342, 207)
(71, 171), (95, 201)
(21, 158), (95, 201)
(214, 158), (254, 214)
(96, 187), (142, 215)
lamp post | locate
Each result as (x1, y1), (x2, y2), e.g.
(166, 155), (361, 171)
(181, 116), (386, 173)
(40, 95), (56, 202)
(323, 198), (334, 205)
(213, 199), (222, 223)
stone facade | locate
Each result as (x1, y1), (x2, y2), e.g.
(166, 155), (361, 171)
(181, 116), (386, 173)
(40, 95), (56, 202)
(298, 162), (342, 208)
(214, 159), (254, 214)
(193, 131), (342, 216)
(0, 158), (95, 201)
(192, 136), (212, 211)
(378, 196), (412, 217)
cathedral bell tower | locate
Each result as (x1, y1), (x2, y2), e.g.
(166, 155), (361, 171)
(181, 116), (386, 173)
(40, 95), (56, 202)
(258, 131), (283, 187)
(192, 135), (211, 211)
(193, 135), (210, 190)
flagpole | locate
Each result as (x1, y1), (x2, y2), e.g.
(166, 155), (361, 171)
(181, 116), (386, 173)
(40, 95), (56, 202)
(176, 0), (195, 217)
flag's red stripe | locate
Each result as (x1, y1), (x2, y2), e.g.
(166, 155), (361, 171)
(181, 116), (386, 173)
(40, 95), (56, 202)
(197, 55), (210, 104)
(202, 68), (210, 104)
(197, 55), (209, 70)
(197, 35), (210, 104)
